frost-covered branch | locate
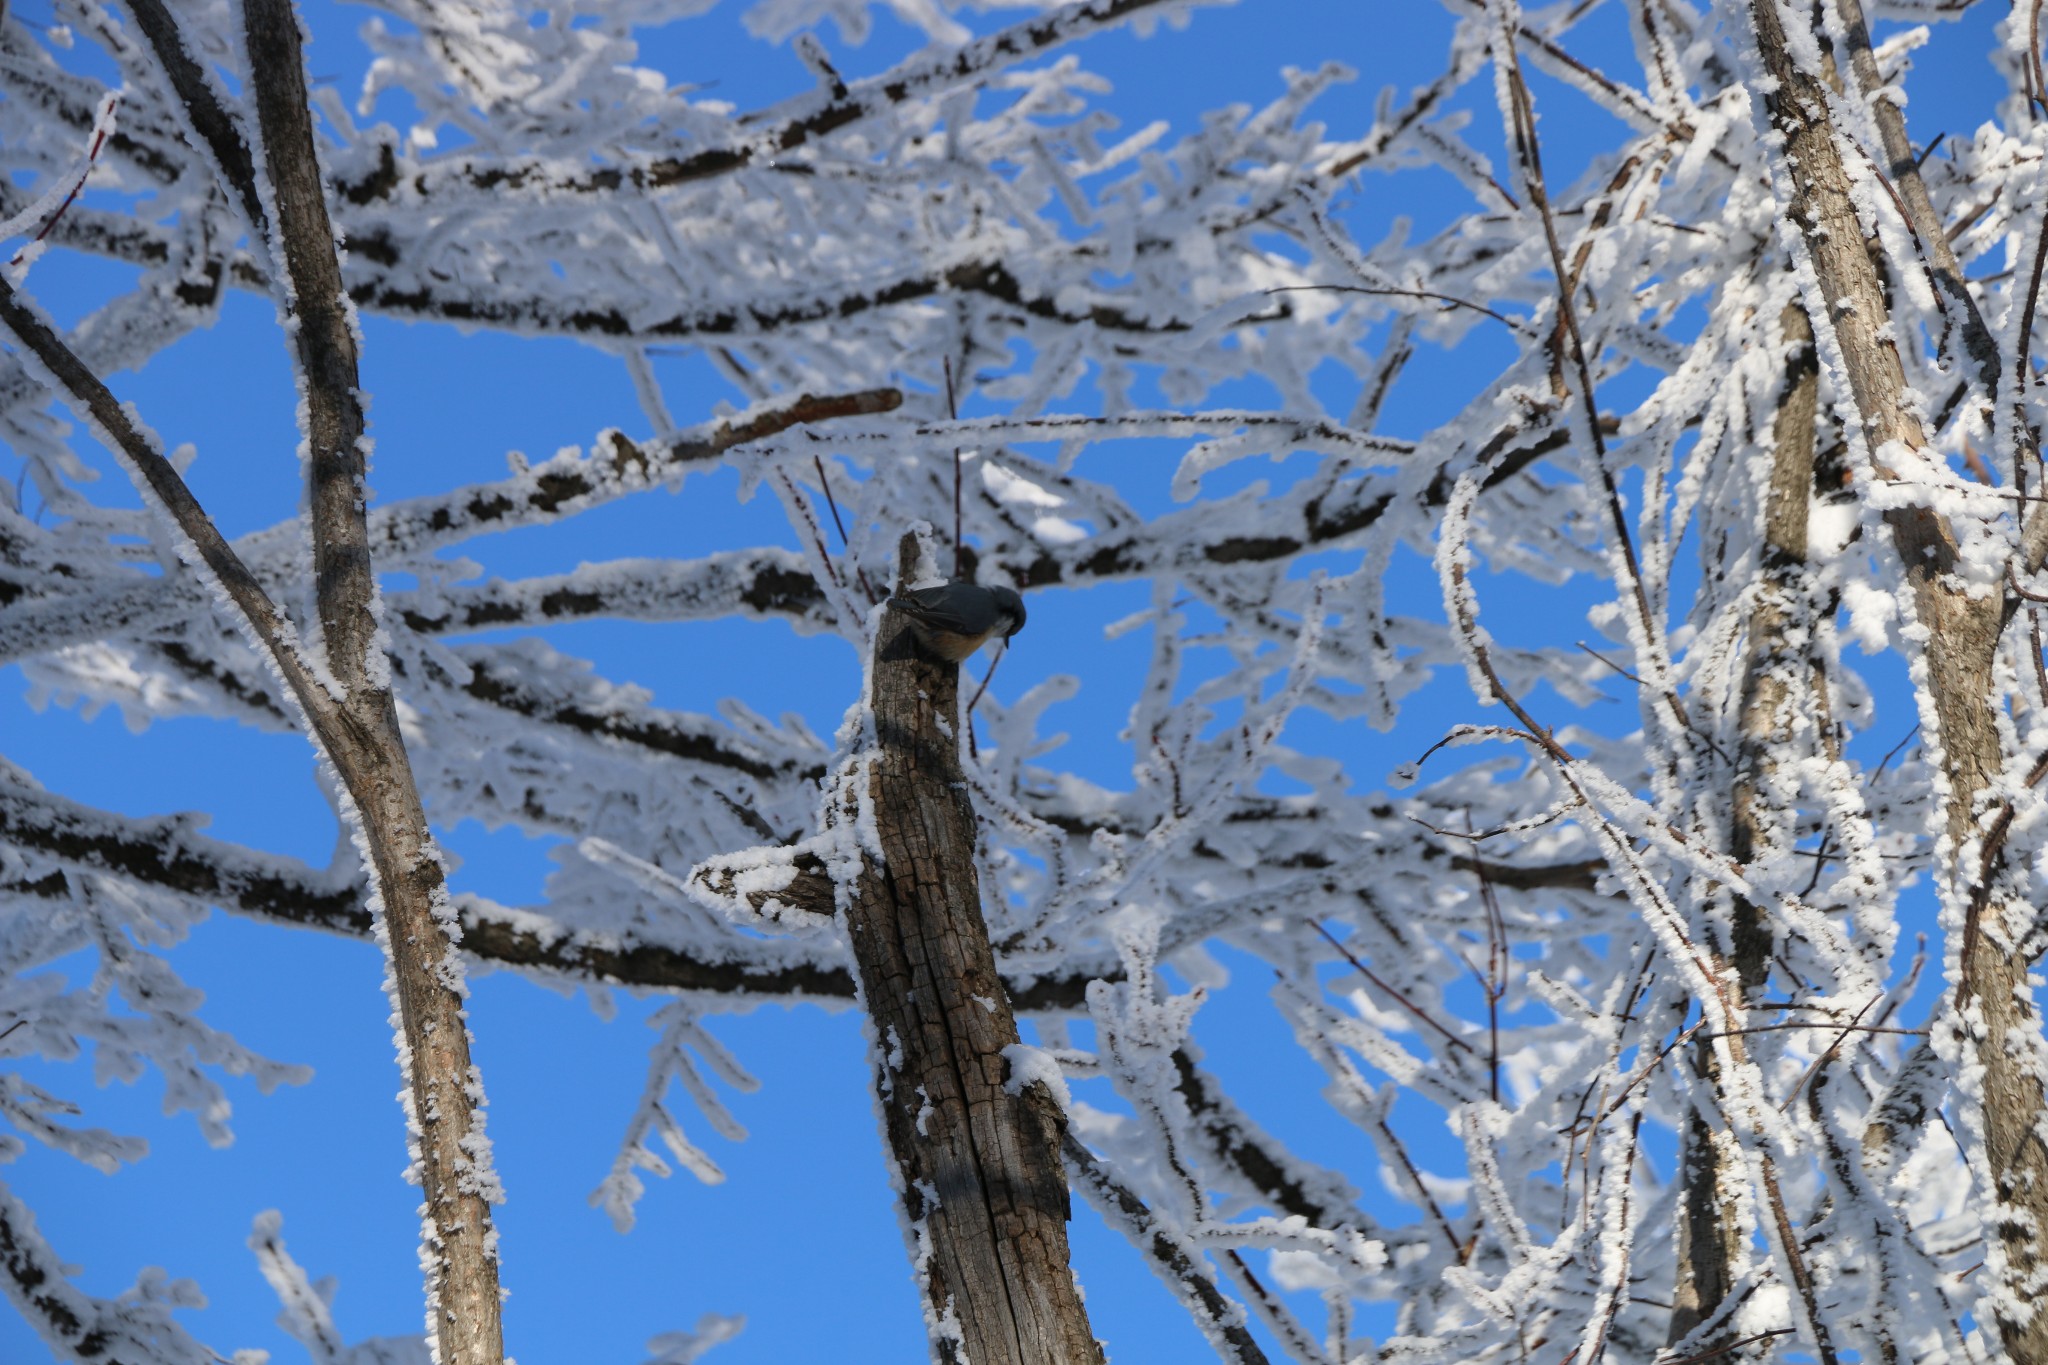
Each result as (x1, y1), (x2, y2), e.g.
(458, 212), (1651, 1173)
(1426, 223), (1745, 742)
(0, 1177), (244, 1365)
(1063, 1131), (1269, 1365)
(5, 0), (2036, 1357)
(1737, 0), (2048, 1357)
(237, 0), (509, 1353)
(332, 0), (1209, 205)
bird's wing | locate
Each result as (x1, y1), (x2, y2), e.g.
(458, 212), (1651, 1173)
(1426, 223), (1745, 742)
(893, 585), (997, 635)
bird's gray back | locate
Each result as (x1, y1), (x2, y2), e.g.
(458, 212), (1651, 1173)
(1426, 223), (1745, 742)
(895, 583), (1000, 635)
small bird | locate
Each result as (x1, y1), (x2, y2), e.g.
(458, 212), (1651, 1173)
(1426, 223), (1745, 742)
(891, 581), (1028, 662)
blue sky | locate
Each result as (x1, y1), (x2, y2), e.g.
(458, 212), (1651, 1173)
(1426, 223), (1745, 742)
(0, 0), (2014, 1360)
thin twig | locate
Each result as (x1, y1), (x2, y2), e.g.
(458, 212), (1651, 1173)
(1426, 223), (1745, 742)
(965, 638), (1006, 715)
(1657, 1328), (1794, 1365)
(1872, 723), (1921, 780)
(9, 94), (119, 267)
(1563, 1017), (1706, 1137)
(1468, 810), (1507, 1104)
(1061, 1133), (1271, 1365)
(810, 453), (877, 602)
(1779, 995), (1881, 1114)
(1708, 1022), (1925, 1040)
(1576, 641), (1643, 685)
(1265, 283), (1534, 335)
(1364, 1100), (1466, 1255)
(1310, 921), (1474, 1054)
(812, 454), (854, 546)
(1218, 1249), (1331, 1365)
(775, 468), (846, 593)
(1496, 28), (1694, 749)
(944, 355), (964, 579)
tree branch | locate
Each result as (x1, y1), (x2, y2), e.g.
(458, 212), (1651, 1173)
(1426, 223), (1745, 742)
(118, 0), (267, 236)
(1061, 1132), (1270, 1365)
(333, 0), (1205, 205)
(1741, 3), (2048, 1359)
(0, 1176), (229, 1365)
(246, 0), (506, 1353)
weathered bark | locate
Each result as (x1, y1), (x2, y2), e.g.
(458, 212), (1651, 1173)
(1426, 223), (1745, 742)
(1743, 3), (2048, 1360)
(1670, 297), (1821, 1349)
(844, 538), (1102, 1365)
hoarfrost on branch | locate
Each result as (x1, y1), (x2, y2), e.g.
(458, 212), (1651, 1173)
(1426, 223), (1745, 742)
(2, 0), (2045, 1360)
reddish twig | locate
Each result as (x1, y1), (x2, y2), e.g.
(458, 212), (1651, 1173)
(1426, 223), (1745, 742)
(9, 94), (119, 267)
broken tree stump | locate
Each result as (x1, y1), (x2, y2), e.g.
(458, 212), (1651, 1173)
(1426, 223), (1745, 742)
(847, 536), (1102, 1365)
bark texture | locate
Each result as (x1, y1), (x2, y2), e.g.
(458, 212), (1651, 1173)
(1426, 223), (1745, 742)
(844, 539), (1102, 1365)
(1830, 0), (2005, 395)
(1744, 3), (2048, 1359)
(240, 2), (507, 1360)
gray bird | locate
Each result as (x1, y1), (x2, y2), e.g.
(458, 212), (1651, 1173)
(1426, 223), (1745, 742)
(891, 582), (1028, 662)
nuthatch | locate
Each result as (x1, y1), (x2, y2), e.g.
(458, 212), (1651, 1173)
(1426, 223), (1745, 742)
(891, 582), (1027, 662)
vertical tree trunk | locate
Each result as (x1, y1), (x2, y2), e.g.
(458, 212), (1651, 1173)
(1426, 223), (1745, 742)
(1740, 4), (2048, 1360)
(240, 3), (507, 1360)
(1670, 298), (1820, 1348)
(845, 538), (1102, 1365)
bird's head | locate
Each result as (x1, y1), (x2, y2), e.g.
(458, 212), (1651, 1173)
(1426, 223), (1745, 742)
(988, 585), (1027, 641)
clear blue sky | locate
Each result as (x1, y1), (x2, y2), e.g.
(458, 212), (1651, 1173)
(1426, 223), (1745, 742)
(0, 0), (2008, 1360)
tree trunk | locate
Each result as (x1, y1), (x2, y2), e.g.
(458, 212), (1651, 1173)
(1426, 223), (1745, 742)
(1670, 296), (1820, 1349)
(1741, 4), (2048, 1360)
(241, 3), (508, 1360)
(844, 537), (1102, 1365)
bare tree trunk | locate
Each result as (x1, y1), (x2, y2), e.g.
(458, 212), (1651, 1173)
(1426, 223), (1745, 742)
(234, 4), (508, 1361)
(844, 537), (1102, 1365)
(1741, 4), (2048, 1359)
